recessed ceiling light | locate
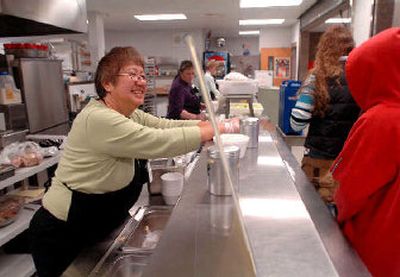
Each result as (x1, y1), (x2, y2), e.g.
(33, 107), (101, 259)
(240, 0), (302, 8)
(134, 14), (187, 21)
(325, 18), (351, 24)
(239, 30), (260, 35)
(239, 19), (285, 25)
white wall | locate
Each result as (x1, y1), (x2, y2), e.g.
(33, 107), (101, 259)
(352, 0), (374, 46)
(259, 27), (292, 48)
(291, 22), (300, 79)
(105, 29), (205, 63)
(291, 22), (300, 44)
(208, 36), (259, 56)
(393, 0), (400, 26)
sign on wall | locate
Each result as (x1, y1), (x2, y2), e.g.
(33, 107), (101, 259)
(274, 57), (290, 78)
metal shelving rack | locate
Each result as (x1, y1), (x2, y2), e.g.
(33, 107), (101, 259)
(142, 56), (157, 116)
(0, 139), (63, 276)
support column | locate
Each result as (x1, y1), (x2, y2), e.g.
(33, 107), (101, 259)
(298, 31), (310, 82)
(88, 12), (105, 70)
(352, 0), (374, 45)
(372, 0), (396, 35)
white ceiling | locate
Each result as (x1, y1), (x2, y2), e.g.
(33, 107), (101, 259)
(87, 0), (317, 37)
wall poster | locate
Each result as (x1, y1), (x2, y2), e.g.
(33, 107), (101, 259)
(274, 57), (290, 78)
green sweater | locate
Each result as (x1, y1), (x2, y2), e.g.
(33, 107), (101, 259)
(43, 99), (201, 221)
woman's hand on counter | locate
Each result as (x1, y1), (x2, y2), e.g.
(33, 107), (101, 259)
(222, 118), (240, 133)
(197, 118), (240, 142)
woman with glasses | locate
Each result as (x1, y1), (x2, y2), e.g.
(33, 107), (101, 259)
(29, 47), (239, 277)
(167, 60), (206, 120)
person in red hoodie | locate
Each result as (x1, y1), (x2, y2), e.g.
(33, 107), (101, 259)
(332, 27), (400, 277)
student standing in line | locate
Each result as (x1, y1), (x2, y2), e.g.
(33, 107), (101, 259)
(332, 27), (400, 277)
(290, 25), (360, 204)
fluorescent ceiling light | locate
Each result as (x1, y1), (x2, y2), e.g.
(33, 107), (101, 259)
(325, 18), (351, 24)
(240, 0), (302, 8)
(239, 19), (284, 25)
(239, 30), (260, 35)
(134, 14), (187, 21)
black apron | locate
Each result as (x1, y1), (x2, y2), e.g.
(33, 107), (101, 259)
(63, 159), (149, 242)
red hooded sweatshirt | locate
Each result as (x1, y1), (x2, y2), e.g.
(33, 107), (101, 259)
(332, 28), (400, 277)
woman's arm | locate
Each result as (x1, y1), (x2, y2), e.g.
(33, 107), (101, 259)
(290, 74), (316, 132)
(133, 109), (199, 129)
(198, 118), (239, 141)
(86, 111), (239, 159)
(87, 111), (201, 159)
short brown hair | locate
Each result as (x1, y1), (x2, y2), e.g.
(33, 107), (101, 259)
(95, 47), (144, 98)
(178, 60), (193, 73)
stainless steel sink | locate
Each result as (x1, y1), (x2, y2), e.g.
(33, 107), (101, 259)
(89, 206), (173, 276)
(100, 254), (148, 277)
(120, 206), (172, 253)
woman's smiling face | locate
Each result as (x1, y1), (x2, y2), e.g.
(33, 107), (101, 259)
(105, 64), (147, 110)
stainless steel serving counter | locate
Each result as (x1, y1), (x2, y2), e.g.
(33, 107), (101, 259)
(66, 125), (370, 277)
(142, 126), (370, 277)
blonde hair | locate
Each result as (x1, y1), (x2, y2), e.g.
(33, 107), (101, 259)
(206, 60), (220, 70)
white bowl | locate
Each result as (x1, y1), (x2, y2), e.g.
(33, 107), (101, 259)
(213, 134), (250, 159)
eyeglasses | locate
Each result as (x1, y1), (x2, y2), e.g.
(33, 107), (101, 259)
(115, 72), (147, 81)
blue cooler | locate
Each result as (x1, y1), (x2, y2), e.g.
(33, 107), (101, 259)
(278, 80), (302, 135)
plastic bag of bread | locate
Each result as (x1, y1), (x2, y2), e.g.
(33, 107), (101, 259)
(0, 142), (21, 167)
(0, 141), (43, 167)
(17, 142), (43, 167)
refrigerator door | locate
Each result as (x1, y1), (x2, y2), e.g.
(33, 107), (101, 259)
(17, 59), (68, 133)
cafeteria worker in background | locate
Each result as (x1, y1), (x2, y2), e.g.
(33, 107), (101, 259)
(29, 47), (239, 277)
(167, 60), (206, 120)
(204, 59), (221, 100)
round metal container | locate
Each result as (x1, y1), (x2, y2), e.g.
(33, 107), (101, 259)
(207, 145), (240, 196)
(240, 117), (260, 148)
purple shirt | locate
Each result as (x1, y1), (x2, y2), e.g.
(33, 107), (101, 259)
(167, 76), (201, 119)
